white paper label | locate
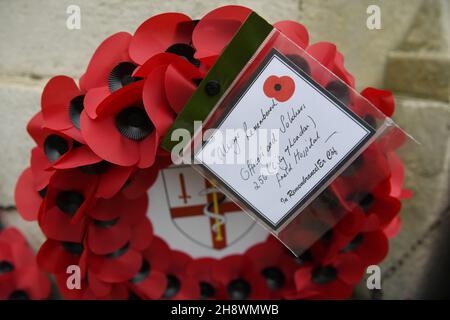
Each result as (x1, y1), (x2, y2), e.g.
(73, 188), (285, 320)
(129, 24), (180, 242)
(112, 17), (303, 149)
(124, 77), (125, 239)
(195, 50), (374, 229)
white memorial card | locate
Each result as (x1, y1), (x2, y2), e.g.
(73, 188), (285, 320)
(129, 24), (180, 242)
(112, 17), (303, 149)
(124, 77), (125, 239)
(195, 50), (374, 230)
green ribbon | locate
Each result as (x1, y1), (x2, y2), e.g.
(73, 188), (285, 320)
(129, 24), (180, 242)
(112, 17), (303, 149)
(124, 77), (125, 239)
(161, 11), (273, 152)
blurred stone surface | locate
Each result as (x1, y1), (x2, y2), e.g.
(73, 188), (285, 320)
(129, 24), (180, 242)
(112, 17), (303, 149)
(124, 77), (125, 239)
(0, 80), (42, 205)
(385, 0), (450, 101)
(299, 0), (423, 89)
(0, 0), (300, 80)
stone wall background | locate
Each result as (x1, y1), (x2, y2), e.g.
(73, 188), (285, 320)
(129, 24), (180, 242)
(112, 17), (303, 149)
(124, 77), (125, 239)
(0, 0), (449, 299)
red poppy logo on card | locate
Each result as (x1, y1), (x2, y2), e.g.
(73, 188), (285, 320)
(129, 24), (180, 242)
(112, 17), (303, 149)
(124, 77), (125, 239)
(263, 75), (295, 102)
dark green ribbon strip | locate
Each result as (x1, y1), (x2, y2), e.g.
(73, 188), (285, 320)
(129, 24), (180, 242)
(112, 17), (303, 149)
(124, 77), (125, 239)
(161, 11), (273, 152)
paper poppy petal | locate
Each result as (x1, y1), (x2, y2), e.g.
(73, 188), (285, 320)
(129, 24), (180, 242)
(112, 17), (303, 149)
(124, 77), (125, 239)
(41, 76), (82, 130)
(192, 5), (252, 59)
(333, 254), (365, 286)
(89, 250), (142, 283)
(27, 112), (45, 146)
(83, 86), (110, 119)
(80, 32), (132, 91)
(30, 147), (54, 190)
(52, 145), (102, 169)
(96, 165), (133, 199)
(37, 240), (82, 274)
(384, 216), (402, 238)
(87, 222), (131, 255)
(87, 271), (113, 297)
(80, 111), (140, 167)
(39, 206), (86, 242)
(138, 132), (159, 168)
(142, 67), (175, 136)
(15, 168), (43, 221)
(131, 271), (167, 299)
(361, 87), (394, 117)
(306, 42), (337, 69)
(355, 231), (389, 265)
(274, 21), (309, 49)
(165, 64), (197, 113)
(130, 218), (153, 251)
(129, 13), (195, 65)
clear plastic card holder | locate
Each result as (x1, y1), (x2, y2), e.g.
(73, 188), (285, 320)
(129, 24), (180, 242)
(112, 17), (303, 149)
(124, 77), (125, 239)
(180, 28), (415, 257)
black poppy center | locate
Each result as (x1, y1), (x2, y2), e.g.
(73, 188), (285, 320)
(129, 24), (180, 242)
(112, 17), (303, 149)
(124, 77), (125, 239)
(130, 260), (150, 284)
(262, 267), (285, 290)
(317, 188), (340, 209)
(295, 250), (313, 266)
(38, 187), (48, 199)
(0, 261), (14, 274)
(106, 242), (130, 259)
(61, 241), (84, 255)
(93, 217), (119, 228)
(363, 115), (377, 128)
(326, 80), (350, 106)
(108, 62), (139, 92)
(79, 160), (111, 175)
(341, 155), (364, 177)
(115, 106), (154, 141)
(199, 282), (216, 300)
(274, 83), (282, 91)
(358, 193), (375, 213)
(56, 191), (85, 216)
(9, 290), (29, 300)
(286, 54), (311, 75)
(343, 233), (365, 252)
(312, 265), (338, 285)
(69, 95), (85, 129)
(166, 43), (200, 67)
(44, 134), (69, 162)
(227, 278), (251, 300)
(163, 274), (181, 299)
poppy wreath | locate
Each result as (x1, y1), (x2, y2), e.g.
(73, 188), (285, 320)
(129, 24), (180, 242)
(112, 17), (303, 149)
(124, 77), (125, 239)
(14, 5), (410, 300)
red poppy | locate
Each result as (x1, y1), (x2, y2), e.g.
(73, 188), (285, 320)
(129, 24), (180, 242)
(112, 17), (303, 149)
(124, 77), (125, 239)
(186, 258), (227, 300)
(86, 193), (148, 255)
(340, 230), (389, 266)
(129, 13), (196, 66)
(342, 179), (402, 232)
(87, 217), (153, 283)
(41, 75), (86, 143)
(192, 5), (252, 64)
(334, 143), (391, 197)
(38, 169), (97, 242)
(127, 237), (169, 300)
(137, 54), (204, 115)
(212, 255), (270, 300)
(80, 32), (134, 92)
(80, 81), (171, 168)
(15, 168), (46, 221)
(0, 228), (51, 300)
(263, 75), (295, 102)
(155, 248), (199, 300)
(245, 238), (298, 298)
(27, 113), (103, 190)
(293, 252), (365, 299)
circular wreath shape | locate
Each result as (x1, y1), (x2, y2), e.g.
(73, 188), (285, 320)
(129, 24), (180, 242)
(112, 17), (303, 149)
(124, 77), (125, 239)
(14, 5), (409, 300)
